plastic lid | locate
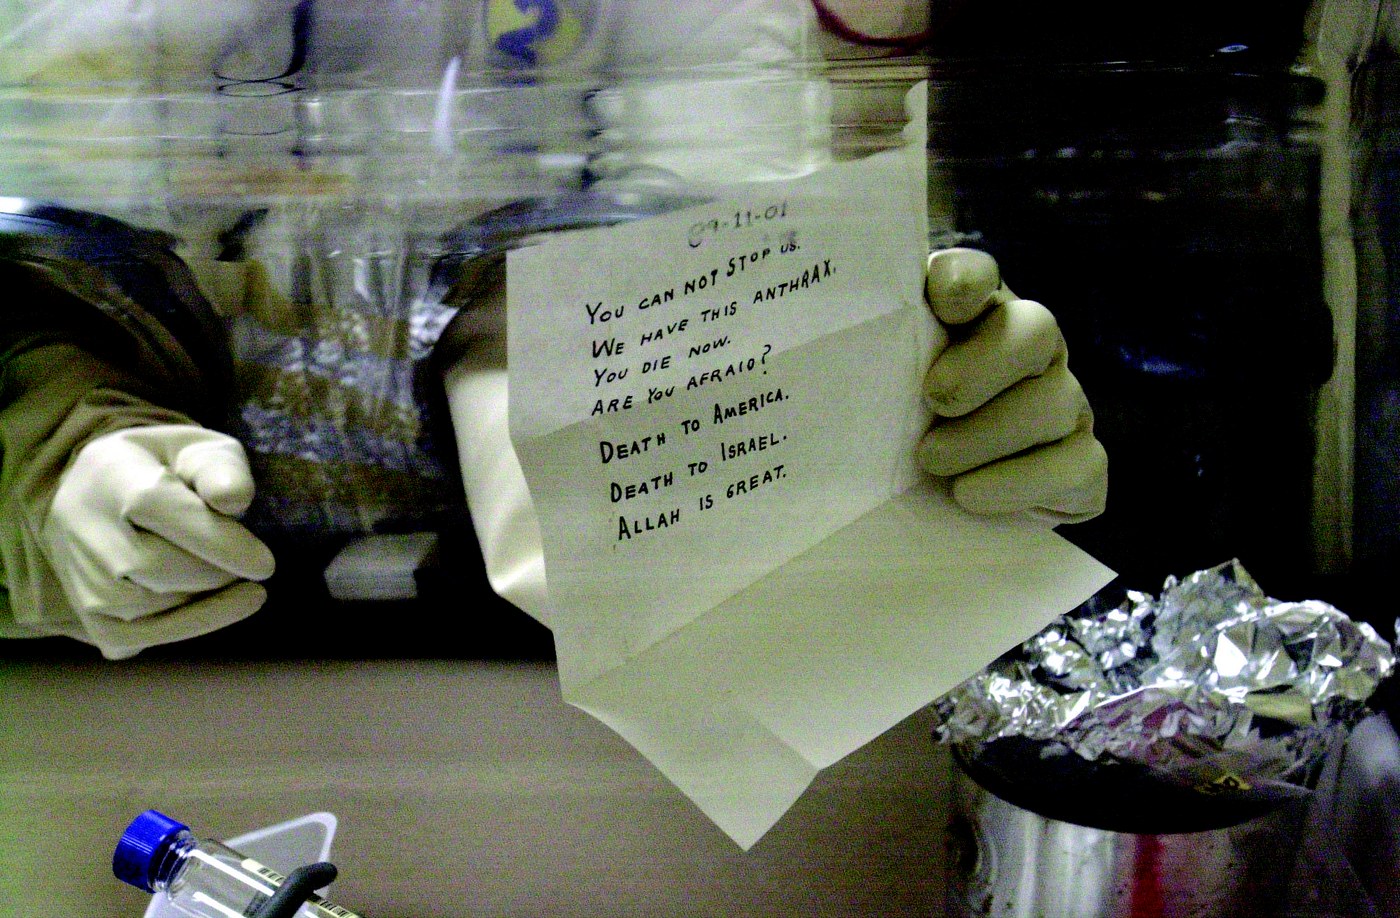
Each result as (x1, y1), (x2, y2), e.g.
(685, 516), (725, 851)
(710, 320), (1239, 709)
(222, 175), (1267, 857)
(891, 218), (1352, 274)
(113, 810), (189, 892)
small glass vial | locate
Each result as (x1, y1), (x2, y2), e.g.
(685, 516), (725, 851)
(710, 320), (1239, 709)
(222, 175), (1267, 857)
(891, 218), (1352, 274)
(114, 810), (366, 918)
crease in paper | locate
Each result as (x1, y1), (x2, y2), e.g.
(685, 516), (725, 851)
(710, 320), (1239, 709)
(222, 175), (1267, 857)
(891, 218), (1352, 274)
(502, 82), (1115, 847)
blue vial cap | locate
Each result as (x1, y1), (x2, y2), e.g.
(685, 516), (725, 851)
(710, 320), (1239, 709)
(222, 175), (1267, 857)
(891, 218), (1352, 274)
(113, 810), (189, 892)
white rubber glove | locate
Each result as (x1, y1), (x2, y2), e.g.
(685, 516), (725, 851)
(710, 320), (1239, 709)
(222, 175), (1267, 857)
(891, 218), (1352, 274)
(918, 248), (1108, 524)
(42, 425), (276, 655)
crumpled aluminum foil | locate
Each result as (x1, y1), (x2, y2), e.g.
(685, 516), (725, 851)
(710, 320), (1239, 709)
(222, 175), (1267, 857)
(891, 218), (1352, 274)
(935, 560), (1396, 796)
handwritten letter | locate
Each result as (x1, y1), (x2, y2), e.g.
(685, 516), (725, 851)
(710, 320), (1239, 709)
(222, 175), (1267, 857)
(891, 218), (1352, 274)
(502, 85), (1114, 848)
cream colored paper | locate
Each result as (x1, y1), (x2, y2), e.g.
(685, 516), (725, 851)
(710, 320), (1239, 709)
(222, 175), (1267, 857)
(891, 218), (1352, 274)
(501, 85), (1114, 848)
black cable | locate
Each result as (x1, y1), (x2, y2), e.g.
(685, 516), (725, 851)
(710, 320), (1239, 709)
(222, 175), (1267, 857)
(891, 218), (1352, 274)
(249, 862), (339, 918)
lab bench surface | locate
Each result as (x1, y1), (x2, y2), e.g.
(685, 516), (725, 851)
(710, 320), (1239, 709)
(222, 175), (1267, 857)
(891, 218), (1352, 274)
(0, 657), (955, 917)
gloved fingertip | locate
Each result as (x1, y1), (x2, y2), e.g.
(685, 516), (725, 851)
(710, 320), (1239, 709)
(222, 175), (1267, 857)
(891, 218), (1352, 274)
(916, 429), (974, 478)
(236, 581), (271, 611)
(926, 248), (1001, 325)
(244, 542), (277, 582)
(922, 365), (973, 418)
(913, 430), (942, 475)
(950, 484), (1026, 517)
(195, 466), (256, 516)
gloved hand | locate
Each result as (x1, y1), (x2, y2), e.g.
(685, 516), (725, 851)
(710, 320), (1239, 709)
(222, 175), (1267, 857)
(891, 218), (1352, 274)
(42, 425), (276, 646)
(918, 248), (1108, 524)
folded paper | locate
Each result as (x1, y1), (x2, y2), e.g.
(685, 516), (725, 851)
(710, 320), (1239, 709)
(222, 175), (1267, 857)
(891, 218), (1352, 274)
(451, 83), (1115, 847)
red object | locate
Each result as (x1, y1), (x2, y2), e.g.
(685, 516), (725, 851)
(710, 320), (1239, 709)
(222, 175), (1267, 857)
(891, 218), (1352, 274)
(1129, 834), (1167, 917)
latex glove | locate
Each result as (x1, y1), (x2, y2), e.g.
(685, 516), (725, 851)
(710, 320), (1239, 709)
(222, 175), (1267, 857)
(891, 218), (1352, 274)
(42, 425), (276, 647)
(918, 248), (1107, 524)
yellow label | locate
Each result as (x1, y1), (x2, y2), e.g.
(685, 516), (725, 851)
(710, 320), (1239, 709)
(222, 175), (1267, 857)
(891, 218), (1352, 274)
(1196, 772), (1252, 795)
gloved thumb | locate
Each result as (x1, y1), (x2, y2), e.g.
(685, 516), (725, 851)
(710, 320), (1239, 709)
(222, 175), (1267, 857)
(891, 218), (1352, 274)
(171, 437), (257, 516)
(925, 248), (1006, 326)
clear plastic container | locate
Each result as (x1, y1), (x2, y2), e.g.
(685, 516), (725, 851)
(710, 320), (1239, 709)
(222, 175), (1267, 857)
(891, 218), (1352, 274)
(115, 810), (363, 918)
